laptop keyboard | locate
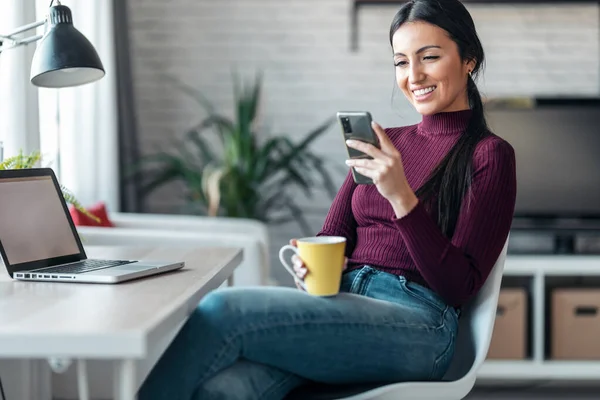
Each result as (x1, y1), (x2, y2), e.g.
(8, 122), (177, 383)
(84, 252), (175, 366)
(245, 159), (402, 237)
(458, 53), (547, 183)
(36, 259), (134, 275)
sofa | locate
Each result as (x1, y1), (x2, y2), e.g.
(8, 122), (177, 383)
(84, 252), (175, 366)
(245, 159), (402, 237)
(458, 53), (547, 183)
(77, 211), (271, 287)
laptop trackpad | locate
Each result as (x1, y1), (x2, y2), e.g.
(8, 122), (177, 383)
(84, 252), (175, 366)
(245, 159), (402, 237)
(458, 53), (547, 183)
(85, 263), (156, 276)
(112, 263), (155, 272)
(84, 261), (181, 277)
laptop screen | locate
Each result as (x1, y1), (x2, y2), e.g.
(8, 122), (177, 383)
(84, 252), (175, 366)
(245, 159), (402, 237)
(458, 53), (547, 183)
(0, 174), (82, 267)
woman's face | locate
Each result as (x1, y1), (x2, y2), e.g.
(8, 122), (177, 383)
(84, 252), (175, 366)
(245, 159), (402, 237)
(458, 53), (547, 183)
(392, 21), (474, 116)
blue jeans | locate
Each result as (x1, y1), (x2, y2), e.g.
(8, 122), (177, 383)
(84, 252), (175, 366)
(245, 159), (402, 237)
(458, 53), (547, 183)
(138, 266), (459, 400)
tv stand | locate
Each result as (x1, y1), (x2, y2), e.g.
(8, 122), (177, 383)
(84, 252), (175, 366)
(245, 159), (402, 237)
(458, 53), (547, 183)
(511, 217), (600, 255)
(553, 234), (575, 254)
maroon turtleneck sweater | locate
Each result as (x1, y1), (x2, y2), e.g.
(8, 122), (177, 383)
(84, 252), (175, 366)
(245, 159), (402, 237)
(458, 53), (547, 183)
(317, 110), (516, 307)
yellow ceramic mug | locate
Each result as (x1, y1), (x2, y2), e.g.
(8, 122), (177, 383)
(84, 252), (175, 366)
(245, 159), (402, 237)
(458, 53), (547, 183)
(279, 236), (347, 296)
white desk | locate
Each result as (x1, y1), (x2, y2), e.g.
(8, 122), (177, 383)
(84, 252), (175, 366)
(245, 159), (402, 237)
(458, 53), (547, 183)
(0, 246), (243, 400)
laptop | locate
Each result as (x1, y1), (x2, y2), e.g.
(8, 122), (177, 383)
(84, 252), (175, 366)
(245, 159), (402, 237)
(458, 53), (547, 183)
(0, 168), (184, 283)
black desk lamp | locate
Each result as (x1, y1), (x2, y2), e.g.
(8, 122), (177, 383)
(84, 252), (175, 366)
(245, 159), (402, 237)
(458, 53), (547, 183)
(0, 0), (105, 88)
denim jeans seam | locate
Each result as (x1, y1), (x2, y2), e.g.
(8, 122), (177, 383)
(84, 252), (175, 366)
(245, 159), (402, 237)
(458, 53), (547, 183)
(430, 309), (454, 380)
(200, 335), (239, 387)
(200, 283), (448, 388)
(197, 320), (409, 390)
(434, 306), (449, 332)
(235, 318), (445, 348)
(258, 371), (298, 400)
(398, 283), (445, 330)
(400, 280), (446, 313)
(349, 266), (374, 294)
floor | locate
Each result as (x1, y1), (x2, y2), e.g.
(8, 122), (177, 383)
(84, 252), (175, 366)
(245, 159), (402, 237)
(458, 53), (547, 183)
(466, 385), (600, 399)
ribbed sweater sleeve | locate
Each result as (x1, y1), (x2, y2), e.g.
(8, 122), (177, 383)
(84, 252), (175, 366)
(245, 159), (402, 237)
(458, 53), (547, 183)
(392, 138), (517, 307)
(317, 170), (358, 257)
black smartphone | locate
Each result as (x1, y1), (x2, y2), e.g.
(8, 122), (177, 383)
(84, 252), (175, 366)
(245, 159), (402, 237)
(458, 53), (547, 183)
(337, 111), (381, 184)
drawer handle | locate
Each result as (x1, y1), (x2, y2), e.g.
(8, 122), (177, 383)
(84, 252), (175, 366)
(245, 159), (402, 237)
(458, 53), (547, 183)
(575, 306), (598, 316)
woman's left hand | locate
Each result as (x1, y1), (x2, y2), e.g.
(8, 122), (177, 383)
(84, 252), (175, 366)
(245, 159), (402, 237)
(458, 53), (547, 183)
(345, 121), (419, 217)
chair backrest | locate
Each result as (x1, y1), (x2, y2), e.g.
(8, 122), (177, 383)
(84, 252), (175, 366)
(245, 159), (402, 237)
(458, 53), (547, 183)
(442, 239), (508, 382)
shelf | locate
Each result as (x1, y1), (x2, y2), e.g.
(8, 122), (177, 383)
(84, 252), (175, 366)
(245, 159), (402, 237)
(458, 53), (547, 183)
(483, 256), (600, 381)
(504, 255), (600, 275)
(351, 0), (600, 51)
(479, 360), (600, 380)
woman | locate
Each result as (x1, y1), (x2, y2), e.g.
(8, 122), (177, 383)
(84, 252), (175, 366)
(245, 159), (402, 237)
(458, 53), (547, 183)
(139, 0), (516, 399)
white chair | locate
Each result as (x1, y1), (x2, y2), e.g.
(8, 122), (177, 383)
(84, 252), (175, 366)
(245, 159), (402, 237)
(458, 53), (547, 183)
(287, 240), (509, 400)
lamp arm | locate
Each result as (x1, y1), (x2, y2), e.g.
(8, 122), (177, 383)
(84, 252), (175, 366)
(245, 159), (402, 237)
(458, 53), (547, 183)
(0, 20), (45, 53)
(3, 19), (45, 39)
(0, 0), (63, 53)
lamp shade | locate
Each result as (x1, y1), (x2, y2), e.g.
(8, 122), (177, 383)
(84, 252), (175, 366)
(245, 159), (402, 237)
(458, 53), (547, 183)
(30, 5), (105, 88)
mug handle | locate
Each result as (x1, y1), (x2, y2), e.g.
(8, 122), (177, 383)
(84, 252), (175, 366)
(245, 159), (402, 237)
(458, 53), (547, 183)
(278, 245), (307, 291)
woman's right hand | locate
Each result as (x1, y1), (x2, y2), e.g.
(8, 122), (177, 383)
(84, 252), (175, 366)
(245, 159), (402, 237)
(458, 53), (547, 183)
(289, 239), (308, 291)
(289, 238), (348, 291)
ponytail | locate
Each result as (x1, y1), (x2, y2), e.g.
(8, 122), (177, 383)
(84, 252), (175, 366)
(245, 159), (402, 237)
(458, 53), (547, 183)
(414, 76), (489, 238)
(390, 0), (490, 238)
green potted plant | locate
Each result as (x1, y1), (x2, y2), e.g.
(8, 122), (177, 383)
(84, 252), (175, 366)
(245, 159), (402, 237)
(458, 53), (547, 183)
(135, 73), (338, 234)
(0, 150), (99, 222)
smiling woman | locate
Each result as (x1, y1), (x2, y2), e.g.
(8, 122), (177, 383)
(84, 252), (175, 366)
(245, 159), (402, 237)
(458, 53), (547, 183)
(392, 31), (474, 115)
(385, 0), (490, 240)
(136, 1), (517, 399)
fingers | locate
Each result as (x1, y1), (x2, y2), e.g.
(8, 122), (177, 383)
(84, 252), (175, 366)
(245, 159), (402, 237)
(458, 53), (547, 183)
(370, 121), (391, 146)
(295, 280), (306, 291)
(371, 121), (397, 154)
(345, 157), (377, 169)
(291, 254), (347, 291)
(345, 158), (386, 184)
(344, 121), (392, 156)
(352, 166), (377, 183)
(289, 240), (306, 291)
(292, 254), (307, 291)
(292, 254), (307, 280)
(345, 139), (385, 160)
(292, 254), (304, 268)
(293, 266), (307, 280)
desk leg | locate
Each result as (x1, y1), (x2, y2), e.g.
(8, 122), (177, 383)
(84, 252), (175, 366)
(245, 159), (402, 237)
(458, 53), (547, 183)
(76, 360), (90, 400)
(114, 359), (137, 400)
(227, 274), (234, 287)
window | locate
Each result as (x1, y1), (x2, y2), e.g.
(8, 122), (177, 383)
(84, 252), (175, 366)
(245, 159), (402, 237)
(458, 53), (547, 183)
(36, 0), (62, 177)
(0, 0), (62, 177)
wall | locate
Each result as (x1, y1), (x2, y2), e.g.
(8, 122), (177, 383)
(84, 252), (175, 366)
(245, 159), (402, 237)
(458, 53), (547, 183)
(127, 0), (599, 284)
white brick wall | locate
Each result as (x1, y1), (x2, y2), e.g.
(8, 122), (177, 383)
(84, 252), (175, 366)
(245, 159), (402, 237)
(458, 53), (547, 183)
(127, 0), (599, 284)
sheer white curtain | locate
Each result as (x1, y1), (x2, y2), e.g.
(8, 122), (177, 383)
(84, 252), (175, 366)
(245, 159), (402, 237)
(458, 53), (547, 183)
(0, 0), (40, 159)
(36, 0), (120, 212)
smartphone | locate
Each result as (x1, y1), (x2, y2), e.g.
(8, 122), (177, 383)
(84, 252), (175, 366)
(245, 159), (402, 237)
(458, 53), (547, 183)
(337, 111), (381, 184)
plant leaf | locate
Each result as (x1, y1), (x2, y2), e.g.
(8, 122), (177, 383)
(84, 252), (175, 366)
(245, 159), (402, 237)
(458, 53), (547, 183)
(60, 185), (101, 223)
(136, 153), (188, 195)
(275, 195), (312, 236)
(160, 72), (216, 114)
(303, 154), (338, 199)
(194, 114), (236, 146)
(288, 116), (335, 157)
(0, 150), (42, 170)
(186, 129), (218, 163)
(135, 71), (337, 230)
(264, 117), (335, 179)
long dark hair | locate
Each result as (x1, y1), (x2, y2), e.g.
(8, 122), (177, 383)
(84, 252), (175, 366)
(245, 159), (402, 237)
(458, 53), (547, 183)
(389, 0), (489, 238)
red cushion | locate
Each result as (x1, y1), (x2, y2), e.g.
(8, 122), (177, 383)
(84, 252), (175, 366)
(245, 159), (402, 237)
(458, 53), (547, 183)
(69, 202), (115, 227)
